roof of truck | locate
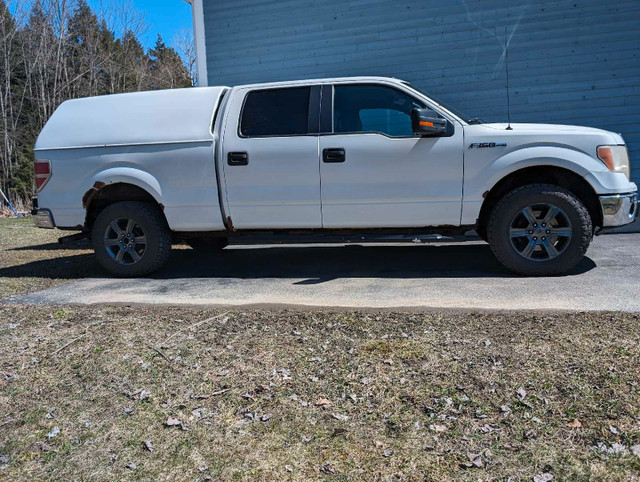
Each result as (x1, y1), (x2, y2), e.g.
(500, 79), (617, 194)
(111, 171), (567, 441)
(231, 76), (406, 90)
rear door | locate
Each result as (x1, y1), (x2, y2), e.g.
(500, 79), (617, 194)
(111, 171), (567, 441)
(318, 82), (464, 228)
(220, 85), (321, 229)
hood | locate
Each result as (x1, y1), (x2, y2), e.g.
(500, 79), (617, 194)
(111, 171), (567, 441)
(476, 123), (624, 144)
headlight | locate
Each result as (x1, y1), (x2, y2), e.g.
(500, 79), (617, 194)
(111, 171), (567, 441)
(597, 145), (630, 180)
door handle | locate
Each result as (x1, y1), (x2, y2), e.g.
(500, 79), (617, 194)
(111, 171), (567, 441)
(228, 151), (248, 166)
(323, 148), (346, 163)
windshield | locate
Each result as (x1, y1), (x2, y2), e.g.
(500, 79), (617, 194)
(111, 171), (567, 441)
(402, 82), (483, 124)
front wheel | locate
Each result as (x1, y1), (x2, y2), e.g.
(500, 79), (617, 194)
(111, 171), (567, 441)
(92, 201), (172, 277)
(487, 184), (592, 276)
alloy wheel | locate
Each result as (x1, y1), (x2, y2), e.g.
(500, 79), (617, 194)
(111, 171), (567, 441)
(509, 203), (572, 260)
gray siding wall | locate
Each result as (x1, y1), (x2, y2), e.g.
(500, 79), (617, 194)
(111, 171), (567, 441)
(202, 0), (640, 184)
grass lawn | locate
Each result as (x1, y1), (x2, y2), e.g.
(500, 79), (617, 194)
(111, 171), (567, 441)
(1, 217), (640, 479)
(0, 218), (96, 299)
(1, 305), (639, 480)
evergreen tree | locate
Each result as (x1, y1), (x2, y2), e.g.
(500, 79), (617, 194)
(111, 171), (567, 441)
(148, 34), (191, 90)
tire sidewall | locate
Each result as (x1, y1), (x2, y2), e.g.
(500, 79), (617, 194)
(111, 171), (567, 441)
(488, 185), (592, 276)
(92, 202), (170, 277)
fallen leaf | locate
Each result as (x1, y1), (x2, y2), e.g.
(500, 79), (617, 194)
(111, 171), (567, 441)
(319, 463), (336, 475)
(566, 419), (582, 428)
(332, 413), (349, 421)
(315, 398), (332, 407)
(517, 387), (527, 401)
(609, 425), (619, 435)
(165, 417), (181, 427)
(467, 452), (483, 468)
(374, 440), (384, 448)
(533, 473), (553, 482)
(429, 424), (447, 432)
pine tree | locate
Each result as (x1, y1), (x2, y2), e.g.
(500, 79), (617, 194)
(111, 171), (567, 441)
(148, 34), (191, 90)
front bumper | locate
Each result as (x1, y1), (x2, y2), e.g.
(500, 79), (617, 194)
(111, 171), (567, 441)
(32, 208), (55, 229)
(599, 192), (637, 227)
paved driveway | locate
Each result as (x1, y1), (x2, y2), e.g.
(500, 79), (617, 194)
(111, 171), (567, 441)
(10, 232), (640, 311)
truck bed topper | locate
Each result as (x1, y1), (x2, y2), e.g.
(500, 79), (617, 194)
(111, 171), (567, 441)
(34, 87), (228, 151)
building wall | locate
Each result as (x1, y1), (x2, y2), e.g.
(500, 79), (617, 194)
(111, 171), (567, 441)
(201, 0), (640, 184)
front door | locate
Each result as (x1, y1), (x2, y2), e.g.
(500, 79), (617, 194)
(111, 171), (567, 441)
(221, 85), (321, 229)
(319, 83), (464, 228)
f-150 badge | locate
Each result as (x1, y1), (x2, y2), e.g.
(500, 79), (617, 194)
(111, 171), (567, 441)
(469, 142), (507, 148)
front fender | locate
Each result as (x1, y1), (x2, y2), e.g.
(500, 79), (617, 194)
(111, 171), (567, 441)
(478, 146), (606, 196)
(87, 167), (163, 204)
(461, 145), (635, 225)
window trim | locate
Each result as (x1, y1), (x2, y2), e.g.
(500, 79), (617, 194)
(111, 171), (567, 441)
(322, 82), (456, 139)
(237, 85), (321, 139)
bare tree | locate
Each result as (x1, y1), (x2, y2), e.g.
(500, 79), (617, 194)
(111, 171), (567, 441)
(175, 26), (195, 86)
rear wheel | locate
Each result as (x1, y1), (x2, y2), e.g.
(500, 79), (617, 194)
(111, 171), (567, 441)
(92, 201), (171, 277)
(487, 184), (592, 275)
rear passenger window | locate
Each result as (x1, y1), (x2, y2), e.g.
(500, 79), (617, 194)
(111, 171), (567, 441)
(240, 87), (311, 137)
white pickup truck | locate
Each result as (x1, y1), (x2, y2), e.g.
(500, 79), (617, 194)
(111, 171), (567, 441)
(32, 76), (637, 276)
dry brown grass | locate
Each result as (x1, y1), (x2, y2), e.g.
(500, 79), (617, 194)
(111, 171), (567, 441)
(1, 305), (639, 480)
(0, 218), (97, 299)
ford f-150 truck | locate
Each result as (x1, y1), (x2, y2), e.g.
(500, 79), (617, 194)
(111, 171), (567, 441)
(32, 76), (637, 276)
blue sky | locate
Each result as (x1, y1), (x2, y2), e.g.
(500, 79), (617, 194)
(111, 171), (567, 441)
(86, 0), (192, 50)
(8, 0), (193, 51)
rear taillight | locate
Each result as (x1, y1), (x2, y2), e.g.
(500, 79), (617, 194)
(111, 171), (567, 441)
(34, 160), (51, 192)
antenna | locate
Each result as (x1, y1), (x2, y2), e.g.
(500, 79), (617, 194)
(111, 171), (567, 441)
(505, 25), (513, 130)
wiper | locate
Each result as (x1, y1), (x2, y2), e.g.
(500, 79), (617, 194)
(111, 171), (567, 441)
(467, 117), (484, 125)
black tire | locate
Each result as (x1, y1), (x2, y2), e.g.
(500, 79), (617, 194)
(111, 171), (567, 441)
(487, 183), (592, 276)
(185, 237), (228, 251)
(92, 201), (172, 277)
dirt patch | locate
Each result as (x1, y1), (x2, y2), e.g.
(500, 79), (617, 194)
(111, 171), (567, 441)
(1, 305), (639, 479)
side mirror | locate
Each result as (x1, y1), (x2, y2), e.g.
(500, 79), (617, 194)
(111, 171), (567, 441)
(411, 108), (448, 136)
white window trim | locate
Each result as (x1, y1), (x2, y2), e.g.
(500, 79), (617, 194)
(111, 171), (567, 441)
(184, 0), (208, 86)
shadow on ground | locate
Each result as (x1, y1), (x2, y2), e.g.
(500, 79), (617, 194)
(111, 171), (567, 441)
(2, 242), (597, 282)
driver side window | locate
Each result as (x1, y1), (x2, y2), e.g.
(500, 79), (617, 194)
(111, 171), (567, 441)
(333, 85), (428, 137)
